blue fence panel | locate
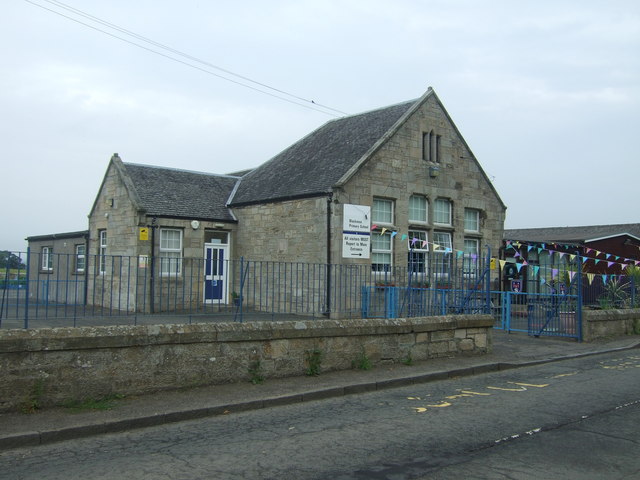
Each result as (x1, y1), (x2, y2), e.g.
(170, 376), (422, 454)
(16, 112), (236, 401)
(496, 291), (580, 339)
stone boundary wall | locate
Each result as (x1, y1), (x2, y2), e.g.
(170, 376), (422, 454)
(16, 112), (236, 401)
(582, 308), (640, 342)
(0, 316), (492, 412)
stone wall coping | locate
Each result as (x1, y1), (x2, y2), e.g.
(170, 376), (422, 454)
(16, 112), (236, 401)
(0, 315), (494, 353)
(583, 308), (640, 321)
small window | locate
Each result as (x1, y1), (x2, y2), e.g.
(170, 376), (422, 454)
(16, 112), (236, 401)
(372, 231), (392, 273)
(434, 199), (452, 226)
(372, 198), (393, 225)
(408, 195), (428, 224)
(75, 244), (86, 273)
(160, 228), (183, 275)
(464, 208), (480, 232)
(422, 131), (441, 163)
(408, 230), (428, 274)
(463, 238), (480, 275)
(41, 246), (53, 271)
(99, 230), (107, 274)
(422, 132), (431, 161)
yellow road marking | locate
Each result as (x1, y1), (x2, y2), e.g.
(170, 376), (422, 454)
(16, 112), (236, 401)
(459, 390), (491, 396)
(509, 382), (549, 388)
(445, 394), (475, 400)
(486, 386), (527, 392)
(426, 402), (452, 408)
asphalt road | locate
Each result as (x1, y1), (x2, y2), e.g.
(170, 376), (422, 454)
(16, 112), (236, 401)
(2, 350), (640, 480)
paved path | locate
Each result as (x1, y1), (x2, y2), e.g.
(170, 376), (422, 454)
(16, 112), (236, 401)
(1, 330), (638, 451)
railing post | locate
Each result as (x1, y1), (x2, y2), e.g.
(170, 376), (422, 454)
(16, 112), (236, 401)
(24, 247), (31, 329)
(576, 251), (583, 342)
(485, 245), (492, 314)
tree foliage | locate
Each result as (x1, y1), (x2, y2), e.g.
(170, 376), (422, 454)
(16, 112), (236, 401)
(0, 251), (25, 269)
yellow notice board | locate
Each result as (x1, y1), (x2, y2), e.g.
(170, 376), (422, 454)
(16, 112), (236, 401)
(139, 227), (149, 241)
(490, 258), (496, 270)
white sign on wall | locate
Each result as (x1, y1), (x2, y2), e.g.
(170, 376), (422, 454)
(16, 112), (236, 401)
(342, 204), (371, 259)
(343, 204), (371, 232)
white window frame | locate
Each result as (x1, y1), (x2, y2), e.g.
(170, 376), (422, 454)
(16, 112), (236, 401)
(372, 198), (393, 226)
(432, 231), (452, 278)
(160, 228), (183, 276)
(75, 244), (86, 273)
(99, 230), (107, 274)
(371, 231), (393, 273)
(463, 238), (480, 275)
(464, 208), (480, 233)
(408, 195), (428, 224)
(41, 246), (53, 271)
(434, 198), (452, 226)
(408, 230), (428, 274)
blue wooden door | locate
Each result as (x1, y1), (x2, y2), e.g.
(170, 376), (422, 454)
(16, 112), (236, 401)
(204, 244), (228, 303)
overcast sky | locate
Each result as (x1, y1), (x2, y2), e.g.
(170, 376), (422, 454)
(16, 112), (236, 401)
(2, 0), (639, 252)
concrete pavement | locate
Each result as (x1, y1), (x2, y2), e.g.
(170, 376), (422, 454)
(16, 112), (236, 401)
(1, 330), (639, 451)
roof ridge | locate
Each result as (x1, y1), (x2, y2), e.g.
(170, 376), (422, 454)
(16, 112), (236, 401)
(505, 223), (640, 231)
(124, 162), (241, 179)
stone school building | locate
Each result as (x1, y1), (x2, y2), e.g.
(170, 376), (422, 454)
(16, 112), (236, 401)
(26, 88), (506, 314)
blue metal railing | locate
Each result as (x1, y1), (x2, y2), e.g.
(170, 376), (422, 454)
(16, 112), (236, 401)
(1, 249), (496, 328)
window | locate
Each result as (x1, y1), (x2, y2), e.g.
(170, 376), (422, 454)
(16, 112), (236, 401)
(464, 208), (480, 232)
(422, 132), (431, 161)
(372, 198), (393, 225)
(463, 238), (480, 275)
(408, 230), (428, 274)
(160, 228), (183, 275)
(408, 195), (428, 224)
(41, 246), (53, 271)
(99, 230), (107, 274)
(434, 198), (451, 225)
(372, 231), (392, 273)
(75, 244), (86, 273)
(432, 232), (452, 277)
(422, 131), (441, 163)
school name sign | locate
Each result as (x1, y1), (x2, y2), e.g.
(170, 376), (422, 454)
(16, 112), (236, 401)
(342, 204), (370, 259)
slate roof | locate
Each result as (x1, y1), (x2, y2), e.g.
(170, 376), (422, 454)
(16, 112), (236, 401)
(504, 224), (640, 244)
(123, 163), (239, 222)
(229, 99), (416, 206)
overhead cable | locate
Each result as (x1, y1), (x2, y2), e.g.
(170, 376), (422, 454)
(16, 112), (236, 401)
(24, 0), (348, 117)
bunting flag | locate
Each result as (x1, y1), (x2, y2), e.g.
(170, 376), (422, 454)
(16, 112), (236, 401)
(369, 227), (638, 285)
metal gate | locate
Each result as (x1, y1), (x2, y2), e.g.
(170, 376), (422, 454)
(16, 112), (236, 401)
(494, 291), (582, 340)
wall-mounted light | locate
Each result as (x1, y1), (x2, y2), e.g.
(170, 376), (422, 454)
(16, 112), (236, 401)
(429, 166), (440, 178)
